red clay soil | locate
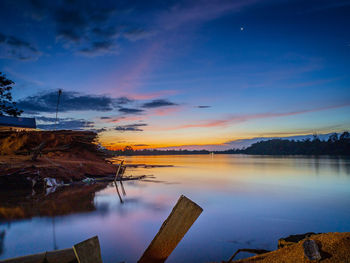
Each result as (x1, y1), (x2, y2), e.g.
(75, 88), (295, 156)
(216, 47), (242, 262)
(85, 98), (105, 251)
(230, 232), (350, 263)
(0, 130), (116, 182)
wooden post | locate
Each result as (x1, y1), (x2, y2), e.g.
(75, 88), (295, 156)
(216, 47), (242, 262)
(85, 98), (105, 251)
(138, 195), (203, 263)
(114, 160), (124, 183)
(73, 236), (103, 263)
(0, 248), (77, 263)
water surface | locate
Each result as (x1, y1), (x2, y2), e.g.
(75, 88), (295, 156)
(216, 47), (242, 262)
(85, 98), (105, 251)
(1, 155), (350, 262)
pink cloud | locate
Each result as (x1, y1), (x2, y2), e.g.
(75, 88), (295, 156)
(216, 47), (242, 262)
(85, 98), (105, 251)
(108, 0), (261, 97)
(159, 0), (260, 30)
(127, 90), (178, 100)
(164, 102), (350, 130)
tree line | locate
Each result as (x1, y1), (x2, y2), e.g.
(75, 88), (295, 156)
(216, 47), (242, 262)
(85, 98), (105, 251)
(112, 132), (350, 156)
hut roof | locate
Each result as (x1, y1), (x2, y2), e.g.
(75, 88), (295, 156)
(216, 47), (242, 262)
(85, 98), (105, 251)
(0, 116), (36, 129)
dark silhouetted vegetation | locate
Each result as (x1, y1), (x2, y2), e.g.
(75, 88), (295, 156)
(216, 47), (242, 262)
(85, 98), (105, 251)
(111, 132), (350, 156)
(239, 132), (350, 155)
(110, 146), (210, 156)
(0, 72), (23, 117)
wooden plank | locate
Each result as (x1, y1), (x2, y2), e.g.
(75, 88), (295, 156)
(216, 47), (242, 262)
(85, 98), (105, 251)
(73, 236), (102, 263)
(138, 195), (203, 263)
(0, 248), (77, 263)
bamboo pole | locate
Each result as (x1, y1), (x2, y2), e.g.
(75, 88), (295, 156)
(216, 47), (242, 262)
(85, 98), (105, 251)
(138, 195), (203, 263)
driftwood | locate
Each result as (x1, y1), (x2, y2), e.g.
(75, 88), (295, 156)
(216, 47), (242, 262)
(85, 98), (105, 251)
(227, 248), (270, 262)
(138, 195), (203, 263)
(278, 232), (317, 248)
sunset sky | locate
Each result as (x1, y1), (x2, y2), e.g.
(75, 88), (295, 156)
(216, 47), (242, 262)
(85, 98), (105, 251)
(0, 0), (349, 150)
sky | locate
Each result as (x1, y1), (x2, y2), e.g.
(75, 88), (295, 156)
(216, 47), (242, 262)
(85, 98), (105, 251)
(0, 0), (349, 150)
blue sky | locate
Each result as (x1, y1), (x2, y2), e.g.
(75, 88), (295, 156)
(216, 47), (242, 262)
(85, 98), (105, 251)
(0, 0), (349, 149)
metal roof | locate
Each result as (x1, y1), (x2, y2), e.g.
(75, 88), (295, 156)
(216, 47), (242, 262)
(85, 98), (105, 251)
(0, 116), (36, 129)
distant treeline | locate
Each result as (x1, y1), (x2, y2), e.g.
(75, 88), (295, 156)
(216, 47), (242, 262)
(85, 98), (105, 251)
(109, 132), (350, 156)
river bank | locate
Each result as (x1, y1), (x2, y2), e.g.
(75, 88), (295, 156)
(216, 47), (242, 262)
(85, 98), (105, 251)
(0, 130), (116, 190)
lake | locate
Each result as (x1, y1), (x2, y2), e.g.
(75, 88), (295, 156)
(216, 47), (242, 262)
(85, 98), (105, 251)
(1, 155), (350, 262)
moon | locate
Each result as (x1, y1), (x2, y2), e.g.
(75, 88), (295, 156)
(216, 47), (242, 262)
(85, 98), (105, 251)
(240, 27), (244, 31)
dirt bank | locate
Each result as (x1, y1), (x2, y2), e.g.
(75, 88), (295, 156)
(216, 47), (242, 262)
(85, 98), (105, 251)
(231, 232), (350, 263)
(0, 130), (116, 189)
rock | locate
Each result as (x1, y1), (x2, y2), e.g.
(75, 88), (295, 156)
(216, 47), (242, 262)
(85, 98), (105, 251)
(303, 239), (322, 261)
(278, 232), (317, 248)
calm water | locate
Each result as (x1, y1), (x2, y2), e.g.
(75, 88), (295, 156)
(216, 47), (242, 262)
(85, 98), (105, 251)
(1, 155), (350, 262)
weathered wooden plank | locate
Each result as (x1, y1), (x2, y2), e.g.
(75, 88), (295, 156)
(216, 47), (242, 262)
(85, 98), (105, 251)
(138, 195), (203, 263)
(73, 236), (102, 263)
(0, 248), (77, 263)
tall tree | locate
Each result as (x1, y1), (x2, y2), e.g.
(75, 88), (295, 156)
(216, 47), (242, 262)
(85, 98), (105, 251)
(0, 72), (23, 117)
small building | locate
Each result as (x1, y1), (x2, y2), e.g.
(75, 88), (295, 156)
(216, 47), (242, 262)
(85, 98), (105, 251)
(0, 116), (36, 131)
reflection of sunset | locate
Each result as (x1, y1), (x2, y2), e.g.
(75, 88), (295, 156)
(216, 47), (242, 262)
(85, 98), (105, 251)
(1, 155), (350, 262)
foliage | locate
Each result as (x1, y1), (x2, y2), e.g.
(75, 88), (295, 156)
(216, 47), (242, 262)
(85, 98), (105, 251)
(0, 72), (23, 117)
(235, 132), (350, 155)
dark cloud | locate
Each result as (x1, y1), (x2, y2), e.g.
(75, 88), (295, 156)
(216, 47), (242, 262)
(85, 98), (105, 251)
(123, 28), (156, 41)
(95, 127), (107, 133)
(37, 117), (94, 130)
(79, 40), (117, 56)
(92, 26), (120, 38)
(35, 116), (57, 122)
(18, 90), (121, 114)
(22, 0), (154, 56)
(118, 107), (144, 114)
(196, 105), (211, 108)
(115, 123), (147, 132)
(142, 99), (177, 108)
(114, 96), (133, 105)
(134, 144), (149, 146)
(0, 32), (41, 60)
(18, 90), (146, 116)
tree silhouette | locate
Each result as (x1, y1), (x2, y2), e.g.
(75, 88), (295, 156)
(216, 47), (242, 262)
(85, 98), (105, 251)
(123, 146), (134, 155)
(0, 72), (23, 117)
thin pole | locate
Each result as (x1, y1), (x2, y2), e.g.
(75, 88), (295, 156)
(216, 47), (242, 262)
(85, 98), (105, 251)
(54, 89), (62, 130)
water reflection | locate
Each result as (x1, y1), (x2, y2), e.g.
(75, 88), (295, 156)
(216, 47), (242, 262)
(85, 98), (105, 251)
(0, 230), (5, 255)
(115, 180), (126, 204)
(0, 155), (349, 262)
(0, 184), (107, 221)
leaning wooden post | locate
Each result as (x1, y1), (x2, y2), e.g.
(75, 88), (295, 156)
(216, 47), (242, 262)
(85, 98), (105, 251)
(73, 236), (103, 263)
(138, 195), (203, 263)
(114, 160), (124, 183)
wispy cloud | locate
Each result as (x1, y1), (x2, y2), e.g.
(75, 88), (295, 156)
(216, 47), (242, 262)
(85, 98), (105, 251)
(142, 99), (177, 108)
(158, 0), (259, 30)
(165, 102), (350, 130)
(0, 32), (41, 60)
(196, 105), (211, 109)
(115, 123), (147, 132)
(118, 107), (144, 114)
